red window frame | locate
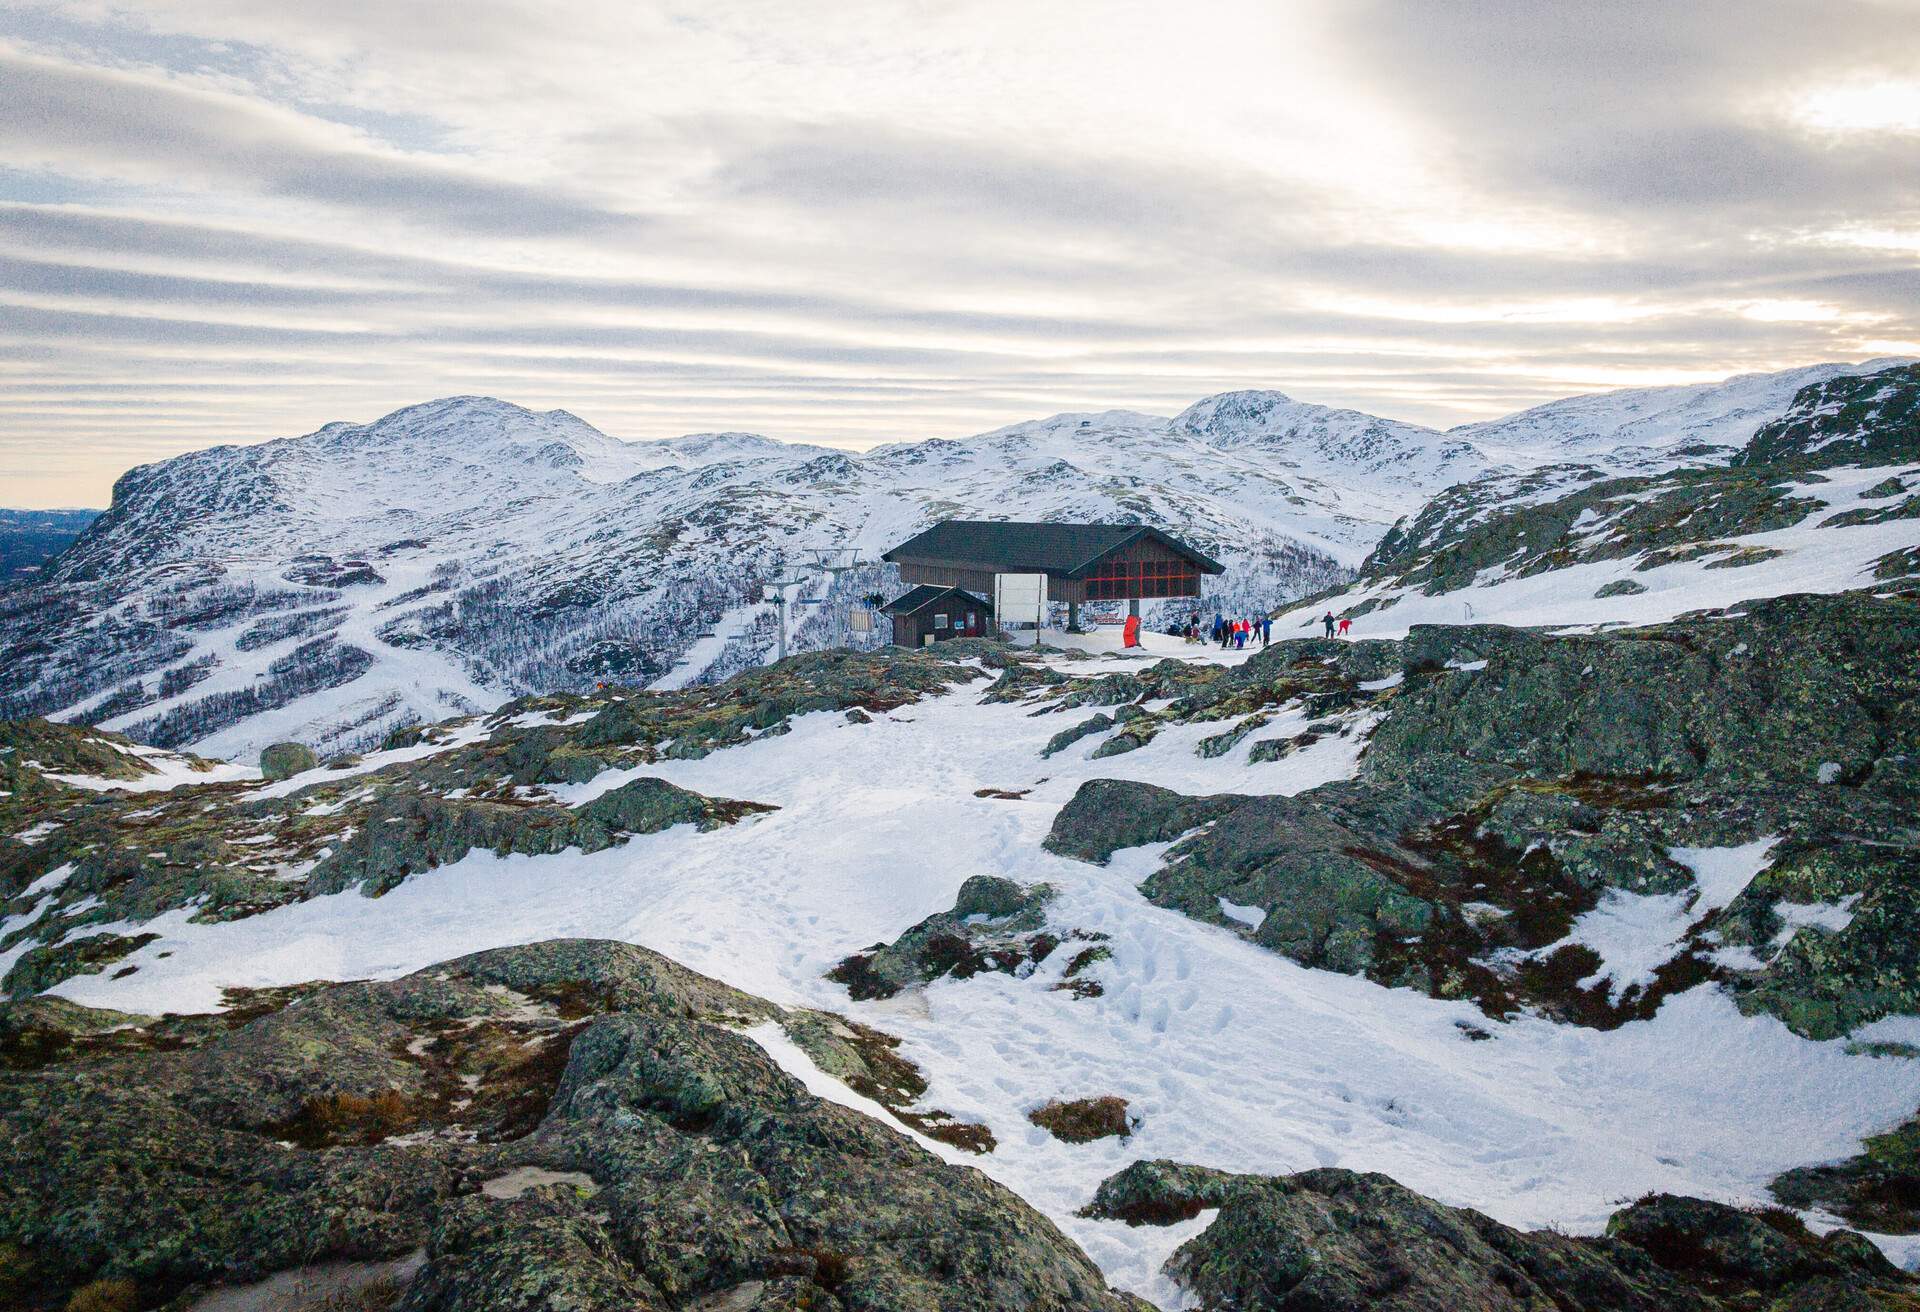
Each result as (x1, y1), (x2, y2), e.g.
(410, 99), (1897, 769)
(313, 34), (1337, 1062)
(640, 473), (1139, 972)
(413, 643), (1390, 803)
(1082, 557), (1199, 600)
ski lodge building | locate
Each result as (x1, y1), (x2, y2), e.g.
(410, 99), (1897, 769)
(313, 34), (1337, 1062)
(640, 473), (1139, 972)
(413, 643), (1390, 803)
(879, 520), (1223, 640)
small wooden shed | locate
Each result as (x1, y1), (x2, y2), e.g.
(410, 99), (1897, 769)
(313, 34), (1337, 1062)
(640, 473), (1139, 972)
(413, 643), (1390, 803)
(881, 584), (993, 647)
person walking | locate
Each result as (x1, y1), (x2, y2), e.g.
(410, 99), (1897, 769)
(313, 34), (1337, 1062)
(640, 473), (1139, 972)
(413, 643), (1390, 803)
(1322, 611), (1336, 638)
(1261, 616), (1271, 647)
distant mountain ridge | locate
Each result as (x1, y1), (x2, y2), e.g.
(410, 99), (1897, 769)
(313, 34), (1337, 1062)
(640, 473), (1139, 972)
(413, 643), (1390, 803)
(0, 509), (100, 587)
(0, 359), (1907, 761)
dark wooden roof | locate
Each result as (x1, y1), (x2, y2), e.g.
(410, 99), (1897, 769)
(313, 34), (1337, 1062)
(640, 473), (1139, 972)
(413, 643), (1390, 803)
(882, 521), (1224, 578)
(881, 584), (993, 616)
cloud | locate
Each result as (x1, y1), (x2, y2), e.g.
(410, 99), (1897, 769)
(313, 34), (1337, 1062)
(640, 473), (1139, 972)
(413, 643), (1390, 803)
(0, 44), (635, 237)
(0, 1), (1914, 506)
(1332, 0), (1920, 222)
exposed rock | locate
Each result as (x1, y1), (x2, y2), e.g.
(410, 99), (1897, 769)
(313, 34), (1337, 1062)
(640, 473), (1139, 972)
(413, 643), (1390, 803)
(1772, 1109), (1920, 1234)
(4, 933), (157, 999)
(1736, 362), (1919, 470)
(1042, 714), (1114, 759)
(0, 939), (1148, 1312)
(1084, 1160), (1913, 1311)
(1595, 579), (1647, 597)
(1045, 593), (1920, 1035)
(827, 876), (1056, 1001)
(258, 741), (318, 780)
(1045, 780), (1238, 866)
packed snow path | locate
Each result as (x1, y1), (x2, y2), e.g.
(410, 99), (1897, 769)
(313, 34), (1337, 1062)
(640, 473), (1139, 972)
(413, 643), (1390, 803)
(49, 661), (1920, 1300)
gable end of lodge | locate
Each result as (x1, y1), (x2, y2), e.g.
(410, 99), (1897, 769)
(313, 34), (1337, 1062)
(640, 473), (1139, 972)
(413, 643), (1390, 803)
(878, 519), (1223, 642)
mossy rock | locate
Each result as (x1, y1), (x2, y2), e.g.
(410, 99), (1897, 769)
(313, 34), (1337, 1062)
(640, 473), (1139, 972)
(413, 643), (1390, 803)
(258, 741), (319, 780)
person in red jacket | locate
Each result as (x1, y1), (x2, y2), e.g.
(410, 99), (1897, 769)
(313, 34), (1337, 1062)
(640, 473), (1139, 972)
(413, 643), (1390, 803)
(1122, 613), (1141, 648)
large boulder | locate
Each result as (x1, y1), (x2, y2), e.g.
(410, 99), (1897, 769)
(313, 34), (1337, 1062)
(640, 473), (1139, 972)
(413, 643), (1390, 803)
(1084, 1161), (1910, 1311)
(257, 741), (318, 781)
(0, 939), (1150, 1312)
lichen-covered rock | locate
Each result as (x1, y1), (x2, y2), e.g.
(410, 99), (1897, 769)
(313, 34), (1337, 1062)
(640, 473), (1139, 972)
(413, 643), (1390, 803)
(3, 932), (157, 999)
(0, 939), (1149, 1312)
(1044, 592), (1920, 1036)
(1042, 713), (1115, 759)
(828, 875), (1057, 1001)
(1045, 780), (1239, 866)
(1736, 362), (1919, 470)
(1772, 1110), (1920, 1235)
(1085, 1161), (1913, 1311)
(258, 741), (318, 780)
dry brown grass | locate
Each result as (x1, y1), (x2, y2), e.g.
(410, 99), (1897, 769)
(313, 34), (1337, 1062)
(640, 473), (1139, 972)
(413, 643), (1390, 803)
(65, 1279), (139, 1312)
(1029, 1096), (1132, 1144)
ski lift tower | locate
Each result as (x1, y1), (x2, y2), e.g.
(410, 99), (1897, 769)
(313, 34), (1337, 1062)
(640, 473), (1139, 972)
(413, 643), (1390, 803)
(765, 544), (864, 661)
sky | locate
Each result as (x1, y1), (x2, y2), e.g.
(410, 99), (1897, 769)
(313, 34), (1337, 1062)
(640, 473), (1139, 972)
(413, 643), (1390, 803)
(1, 0), (1917, 508)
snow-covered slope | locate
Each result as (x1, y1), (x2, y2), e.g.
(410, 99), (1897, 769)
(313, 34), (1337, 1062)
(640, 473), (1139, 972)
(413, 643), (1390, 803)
(1453, 359), (1912, 471)
(1278, 361), (1920, 639)
(1, 360), (1905, 761)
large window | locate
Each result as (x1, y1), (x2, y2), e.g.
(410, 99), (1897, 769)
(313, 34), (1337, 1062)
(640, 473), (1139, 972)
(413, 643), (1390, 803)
(1083, 558), (1199, 600)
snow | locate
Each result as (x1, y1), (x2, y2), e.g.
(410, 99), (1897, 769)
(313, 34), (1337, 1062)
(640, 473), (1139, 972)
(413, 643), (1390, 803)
(1216, 897), (1266, 928)
(1670, 839), (1779, 917)
(245, 717), (495, 800)
(23, 863), (75, 898)
(46, 748), (258, 793)
(29, 360), (1909, 757)
(1557, 889), (1701, 1001)
(1038, 625), (1266, 668)
(1543, 840), (1778, 1001)
(46, 680), (1919, 1298)
(1278, 462), (1920, 641)
(1773, 896), (1861, 940)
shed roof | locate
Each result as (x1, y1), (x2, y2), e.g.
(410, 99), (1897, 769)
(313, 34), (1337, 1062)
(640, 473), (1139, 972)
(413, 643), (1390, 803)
(882, 520), (1224, 578)
(881, 584), (993, 616)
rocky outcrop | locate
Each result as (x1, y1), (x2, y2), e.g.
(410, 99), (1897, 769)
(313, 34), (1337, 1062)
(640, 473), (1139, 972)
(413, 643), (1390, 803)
(828, 876), (1059, 1001)
(1084, 1160), (1913, 1311)
(258, 740), (318, 780)
(1353, 363), (1917, 606)
(1772, 1110), (1920, 1236)
(0, 939), (1149, 1312)
(1736, 362), (1919, 470)
(1045, 593), (1920, 1035)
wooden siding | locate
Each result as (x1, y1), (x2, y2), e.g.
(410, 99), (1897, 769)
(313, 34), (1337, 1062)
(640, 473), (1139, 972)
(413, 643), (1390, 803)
(896, 534), (1201, 602)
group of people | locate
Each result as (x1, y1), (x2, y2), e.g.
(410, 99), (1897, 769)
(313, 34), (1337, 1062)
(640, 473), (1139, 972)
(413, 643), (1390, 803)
(1153, 608), (1354, 650)
(1170, 613), (1272, 649)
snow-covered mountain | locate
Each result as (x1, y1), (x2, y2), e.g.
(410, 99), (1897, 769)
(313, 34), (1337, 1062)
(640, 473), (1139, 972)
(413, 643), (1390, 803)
(1453, 359), (1913, 470)
(6, 364), (1920, 1311)
(1275, 360), (1920, 639)
(0, 360), (1905, 761)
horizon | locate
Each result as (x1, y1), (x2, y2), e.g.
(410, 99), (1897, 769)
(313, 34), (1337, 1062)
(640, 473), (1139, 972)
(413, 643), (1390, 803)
(3, 1), (1917, 507)
(3, 354), (1910, 512)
